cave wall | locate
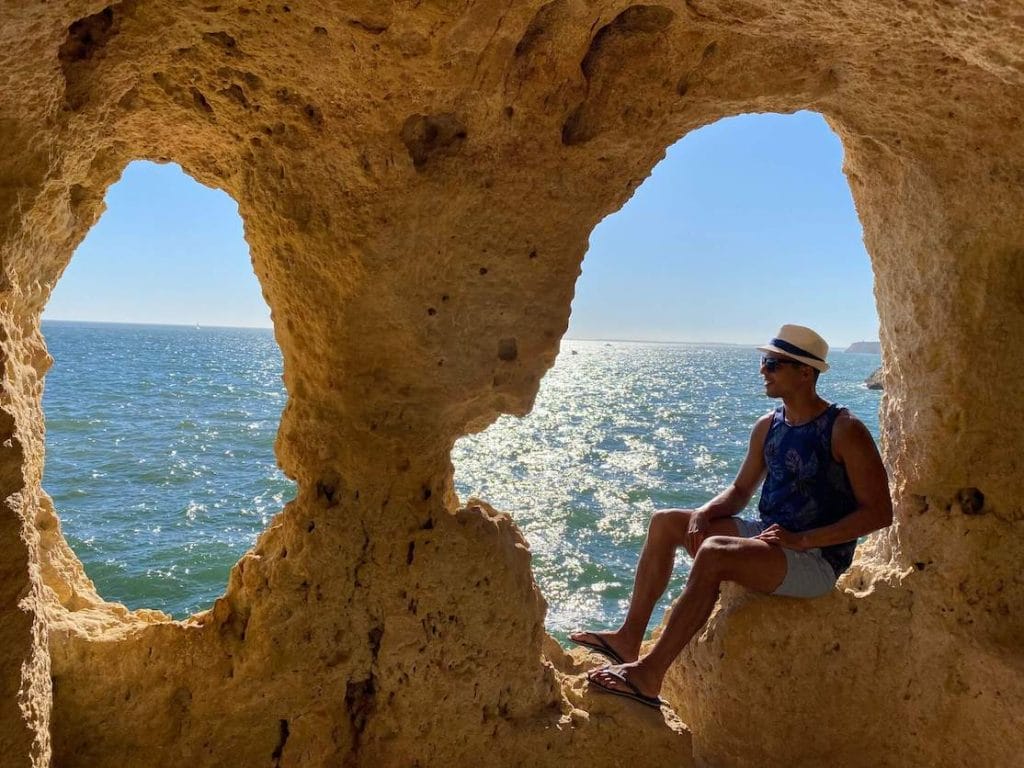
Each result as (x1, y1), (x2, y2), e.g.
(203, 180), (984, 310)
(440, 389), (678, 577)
(1, 1), (1022, 766)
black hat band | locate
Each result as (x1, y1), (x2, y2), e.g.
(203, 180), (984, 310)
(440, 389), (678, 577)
(769, 337), (825, 363)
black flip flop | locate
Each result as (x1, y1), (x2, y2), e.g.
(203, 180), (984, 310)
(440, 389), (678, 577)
(588, 668), (664, 709)
(569, 632), (625, 665)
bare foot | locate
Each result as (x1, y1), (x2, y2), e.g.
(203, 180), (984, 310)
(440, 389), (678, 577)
(568, 630), (641, 664)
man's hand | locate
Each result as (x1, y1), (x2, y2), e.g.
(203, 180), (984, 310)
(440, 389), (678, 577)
(755, 523), (809, 551)
(686, 510), (711, 554)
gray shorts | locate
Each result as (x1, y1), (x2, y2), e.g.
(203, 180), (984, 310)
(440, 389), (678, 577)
(733, 517), (838, 598)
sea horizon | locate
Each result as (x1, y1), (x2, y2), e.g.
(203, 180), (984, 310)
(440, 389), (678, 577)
(40, 317), (878, 350)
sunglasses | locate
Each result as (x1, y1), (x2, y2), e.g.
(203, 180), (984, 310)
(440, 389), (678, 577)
(761, 356), (804, 372)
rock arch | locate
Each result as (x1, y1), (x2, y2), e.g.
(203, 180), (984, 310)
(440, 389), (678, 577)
(2, 2), (1022, 766)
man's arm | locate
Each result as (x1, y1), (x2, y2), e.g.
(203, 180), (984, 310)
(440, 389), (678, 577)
(762, 412), (893, 550)
(698, 413), (771, 520)
(685, 414), (770, 552)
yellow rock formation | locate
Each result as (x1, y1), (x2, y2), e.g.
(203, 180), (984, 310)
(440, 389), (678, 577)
(1, 1), (1022, 766)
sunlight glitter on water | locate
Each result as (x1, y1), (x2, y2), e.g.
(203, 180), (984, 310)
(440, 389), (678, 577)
(453, 339), (882, 642)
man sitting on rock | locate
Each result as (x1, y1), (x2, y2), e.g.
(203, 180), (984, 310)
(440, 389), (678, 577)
(571, 324), (893, 708)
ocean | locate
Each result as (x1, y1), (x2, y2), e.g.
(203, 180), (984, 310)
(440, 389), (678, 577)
(41, 321), (882, 639)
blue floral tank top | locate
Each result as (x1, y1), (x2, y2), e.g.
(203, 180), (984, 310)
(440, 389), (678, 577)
(757, 403), (858, 576)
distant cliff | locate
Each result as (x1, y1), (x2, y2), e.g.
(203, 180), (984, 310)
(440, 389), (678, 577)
(846, 341), (881, 354)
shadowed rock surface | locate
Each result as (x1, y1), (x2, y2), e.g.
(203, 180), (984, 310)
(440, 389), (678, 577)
(2, 2), (1023, 766)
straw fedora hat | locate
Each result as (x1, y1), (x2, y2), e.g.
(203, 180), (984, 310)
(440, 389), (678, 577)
(757, 324), (830, 372)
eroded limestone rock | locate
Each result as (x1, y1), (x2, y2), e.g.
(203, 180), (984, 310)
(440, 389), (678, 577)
(2, 1), (1023, 766)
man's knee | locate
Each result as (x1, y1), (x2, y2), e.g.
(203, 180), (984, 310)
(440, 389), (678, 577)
(691, 536), (739, 580)
(694, 536), (786, 590)
(648, 508), (691, 548)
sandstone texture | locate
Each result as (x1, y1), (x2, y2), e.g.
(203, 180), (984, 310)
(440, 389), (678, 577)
(2, 1), (1023, 766)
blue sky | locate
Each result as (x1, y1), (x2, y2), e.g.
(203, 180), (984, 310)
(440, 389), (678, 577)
(46, 161), (268, 329)
(44, 110), (878, 346)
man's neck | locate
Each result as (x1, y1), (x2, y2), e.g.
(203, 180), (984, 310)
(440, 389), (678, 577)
(781, 391), (829, 426)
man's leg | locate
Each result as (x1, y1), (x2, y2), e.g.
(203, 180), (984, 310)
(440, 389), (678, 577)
(570, 509), (742, 663)
(589, 535), (786, 698)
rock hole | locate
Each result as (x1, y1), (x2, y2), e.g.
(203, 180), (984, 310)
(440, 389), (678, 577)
(348, 18), (389, 34)
(561, 105), (591, 146)
(401, 113), (468, 170)
(270, 719), (289, 765)
(956, 487), (985, 515)
(152, 71), (174, 93)
(190, 87), (214, 114)
(42, 160), (292, 619)
(368, 625), (384, 654)
(454, 112), (881, 643)
(497, 338), (518, 362)
(58, 7), (116, 65)
(316, 480), (337, 505)
(514, 0), (560, 57)
(203, 31), (238, 50)
(344, 677), (376, 748)
(581, 6), (676, 80)
(563, 5), (677, 144)
(303, 103), (324, 127)
(221, 83), (249, 108)
(241, 71), (264, 90)
(58, 5), (120, 109)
